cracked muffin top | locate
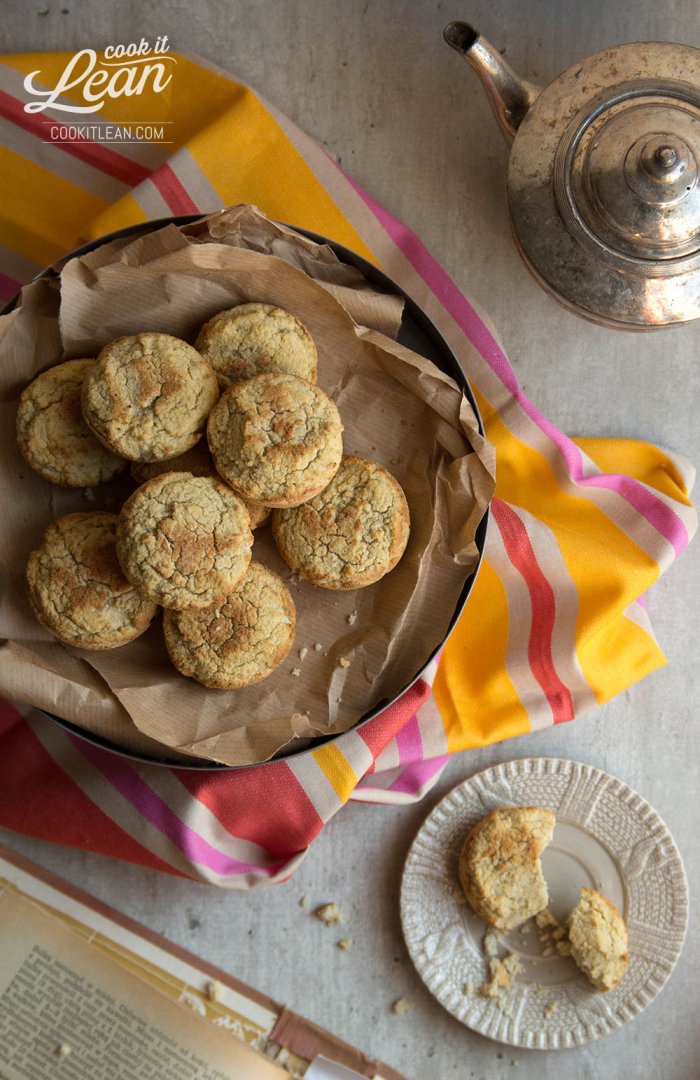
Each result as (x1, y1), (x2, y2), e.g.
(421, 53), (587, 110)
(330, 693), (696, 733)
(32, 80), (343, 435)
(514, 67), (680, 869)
(26, 511), (157, 650)
(16, 359), (127, 488)
(272, 455), (410, 589)
(81, 332), (219, 462)
(207, 371), (343, 508)
(195, 302), (318, 388)
(116, 472), (254, 610)
(163, 561), (296, 688)
(130, 442), (270, 529)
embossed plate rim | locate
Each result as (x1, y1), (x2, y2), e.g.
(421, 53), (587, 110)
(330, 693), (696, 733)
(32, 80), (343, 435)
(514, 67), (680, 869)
(399, 755), (688, 1049)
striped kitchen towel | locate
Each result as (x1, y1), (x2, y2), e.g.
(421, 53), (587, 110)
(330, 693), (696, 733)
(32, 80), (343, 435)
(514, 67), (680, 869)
(0, 49), (695, 887)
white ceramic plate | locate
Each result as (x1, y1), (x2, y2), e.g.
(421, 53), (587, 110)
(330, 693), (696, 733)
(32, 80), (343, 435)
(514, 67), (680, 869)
(400, 757), (688, 1049)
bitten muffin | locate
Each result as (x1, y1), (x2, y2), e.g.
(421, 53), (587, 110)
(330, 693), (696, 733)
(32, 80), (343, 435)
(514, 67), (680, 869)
(272, 456), (410, 589)
(163, 561), (296, 688)
(207, 372), (343, 508)
(81, 332), (219, 462)
(16, 359), (127, 487)
(458, 807), (556, 930)
(116, 473), (253, 610)
(566, 887), (629, 992)
(195, 302), (318, 387)
(26, 512), (157, 650)
(130, 444), (270, 529)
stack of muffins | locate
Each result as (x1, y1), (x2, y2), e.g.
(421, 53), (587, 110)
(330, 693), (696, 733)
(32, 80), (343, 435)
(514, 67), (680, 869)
(18, 303), (410, 690)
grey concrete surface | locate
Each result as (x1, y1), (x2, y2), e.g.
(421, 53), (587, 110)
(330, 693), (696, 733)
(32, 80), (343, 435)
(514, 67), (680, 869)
(1, 3), (699, 1078)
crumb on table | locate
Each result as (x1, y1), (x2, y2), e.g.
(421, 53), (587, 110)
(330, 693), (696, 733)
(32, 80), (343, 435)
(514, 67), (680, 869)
(391, 997), (414, 1015)
(314, 902), (343, 925)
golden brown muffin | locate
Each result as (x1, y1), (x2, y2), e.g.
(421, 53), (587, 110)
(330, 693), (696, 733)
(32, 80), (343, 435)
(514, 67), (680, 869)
(129, 445), (270, 529)
(163, 561), (296, 688)
(26, 512), (157, 650)
(458, 807), (556, 930)
(207, 371), (343, 508)
(116, 473), (253, 610)
(81, 332), (219, 462)
(195, 302), (317, 387)
(566, 887), (629, 992)
(16, 359), (126, 487)
(272, 456), (410, 589)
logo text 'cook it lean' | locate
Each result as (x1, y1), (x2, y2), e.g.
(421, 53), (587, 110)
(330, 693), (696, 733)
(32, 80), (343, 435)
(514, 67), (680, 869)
(23, 36), (176, 115)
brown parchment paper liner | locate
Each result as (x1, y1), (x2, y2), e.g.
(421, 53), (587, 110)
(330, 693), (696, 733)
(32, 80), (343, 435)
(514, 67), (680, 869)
(0, 206), (494, 766)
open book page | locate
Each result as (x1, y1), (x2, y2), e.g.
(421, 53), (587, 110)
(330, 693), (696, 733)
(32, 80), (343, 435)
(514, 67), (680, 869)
(0, 853), (278, 1050)
(0, 887), (288, 1080)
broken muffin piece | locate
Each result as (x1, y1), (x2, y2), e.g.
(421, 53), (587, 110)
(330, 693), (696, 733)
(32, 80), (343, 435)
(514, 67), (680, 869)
(566, 887), (628, 992)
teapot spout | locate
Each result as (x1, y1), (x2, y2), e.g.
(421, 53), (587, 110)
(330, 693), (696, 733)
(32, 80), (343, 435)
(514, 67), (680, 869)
(443, 22), (541, 139)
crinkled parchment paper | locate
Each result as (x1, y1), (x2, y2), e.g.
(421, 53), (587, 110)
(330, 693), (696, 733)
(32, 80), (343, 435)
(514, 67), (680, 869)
(0, 206), (494, 766)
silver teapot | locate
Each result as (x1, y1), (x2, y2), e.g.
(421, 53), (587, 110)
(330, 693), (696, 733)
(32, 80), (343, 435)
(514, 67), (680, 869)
(444, 21), (700, 330)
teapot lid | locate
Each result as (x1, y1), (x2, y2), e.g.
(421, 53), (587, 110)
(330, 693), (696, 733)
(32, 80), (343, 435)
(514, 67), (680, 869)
(508, 41), (700, 328)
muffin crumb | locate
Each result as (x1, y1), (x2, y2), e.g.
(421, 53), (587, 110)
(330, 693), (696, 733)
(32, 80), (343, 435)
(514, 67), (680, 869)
(483, 928), (500, 957)
(535, 909), (560, 930)
(206, 980), (224, 1002)
(314, 902), (343, 926)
